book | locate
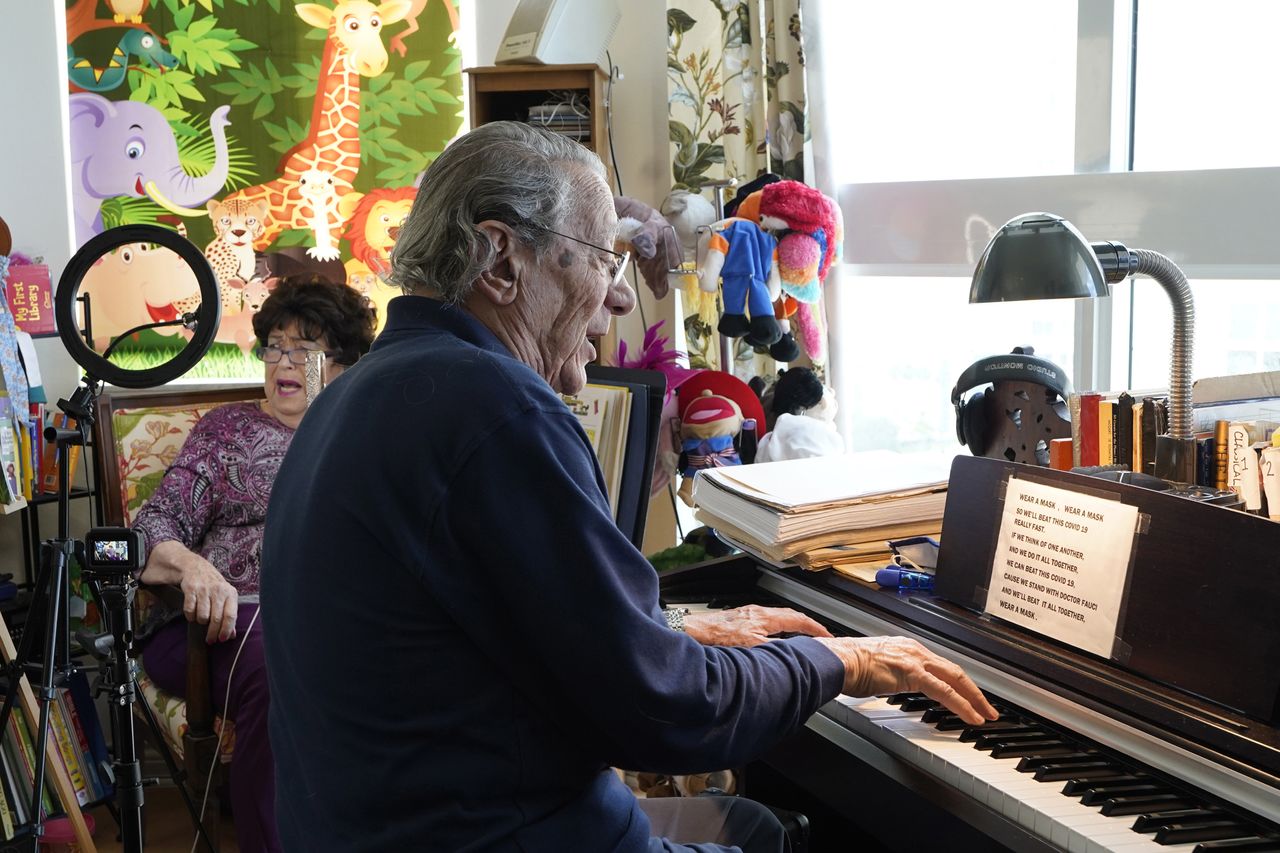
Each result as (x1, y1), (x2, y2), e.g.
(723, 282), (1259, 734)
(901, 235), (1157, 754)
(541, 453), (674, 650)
(1225, 422), (1263, 510)
(1078, 392), (1101, 466)
(692, 452), (948, 547)
(0, 728), (25, 825)
(65, 671), (110, 800)
(561, 383), (631, 519)
(0, 390), (26, 513)
(1048, 437), (1073, 471)
(40, 412), (82, 495)
(1141, 397), (1167, 475)
(48, 693), (89, 806)
(1098, 399), (1115, 466)
(1115, 393), (1135, 471)
(0, 755), (13, 840)
(2, 263), (54, 337)
(1131, 400), (1145, 473)
(1068, 392), (1082, 468)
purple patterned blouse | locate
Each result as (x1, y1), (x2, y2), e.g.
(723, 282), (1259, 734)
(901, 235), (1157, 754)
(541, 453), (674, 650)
(132, 402), (294, 597)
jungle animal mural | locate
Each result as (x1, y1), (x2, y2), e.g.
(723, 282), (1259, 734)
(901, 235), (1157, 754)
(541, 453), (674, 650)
(65, 0), (462, 380)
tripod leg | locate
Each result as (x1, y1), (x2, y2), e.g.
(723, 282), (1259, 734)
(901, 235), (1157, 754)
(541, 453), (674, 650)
(28, 545), (67, 831)
(132, 677), (217, 853)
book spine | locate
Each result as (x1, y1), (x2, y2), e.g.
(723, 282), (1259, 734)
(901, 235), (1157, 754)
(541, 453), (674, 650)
(60, 688), (100, 801)
(1079, 393), (1100, 467)
(1049, 437), (1073, 471)
(66, 672), (111, 798)
(1195, 435), (1216, 487)
(49, 692), (89, 806)
(1068, 392), (1082, 468)
(1115, 393), (1135, 471)
(1215, 419), (1231, 489)
(0, 725), (27, 824)
(1226, 422), (1262, 510)
(1131, 403), (1144, 474)
(0, 762), (13, 842)
(1098, 400), (1115, 466)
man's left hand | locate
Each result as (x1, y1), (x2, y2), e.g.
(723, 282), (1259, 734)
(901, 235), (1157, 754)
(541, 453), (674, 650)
(683, 605), (833, 647)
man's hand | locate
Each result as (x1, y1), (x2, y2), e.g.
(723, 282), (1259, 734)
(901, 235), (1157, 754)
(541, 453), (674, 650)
(816, 636), (998, 726)
(143, 540), (239, 643)
(684, 605), (833, 647)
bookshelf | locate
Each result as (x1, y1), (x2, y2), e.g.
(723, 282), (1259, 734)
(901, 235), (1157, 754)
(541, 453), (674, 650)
(0, 610), (97, 850)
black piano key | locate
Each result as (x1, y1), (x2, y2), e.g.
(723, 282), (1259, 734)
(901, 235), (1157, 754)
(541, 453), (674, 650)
(899, 696), (937, 712)
(1061, 773), (1147, 795)
(1156, 823), (1261, 844)
(885, 692), (922, 705)
(990, 740), (1075, 759)
(963, 723), (1046, 743)
(935, 717), (970, 731)
(1133, 809), (1229, 832)
(920, 707), (954, 724)
(974, 730), (1054, 749)
(1081, 784), (1170, 807)
(1100, 794), (1198, 816)
(1016, 752), (1099, 772)
(1035, 763), (1126, 784)
(1193, 838), (1280, 852)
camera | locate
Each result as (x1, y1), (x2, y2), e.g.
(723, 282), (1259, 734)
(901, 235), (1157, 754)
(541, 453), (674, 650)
(83, 526), (145, 574)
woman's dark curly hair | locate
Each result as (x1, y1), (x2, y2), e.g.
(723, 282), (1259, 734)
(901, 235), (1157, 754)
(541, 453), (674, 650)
(251, 275), (377, 366)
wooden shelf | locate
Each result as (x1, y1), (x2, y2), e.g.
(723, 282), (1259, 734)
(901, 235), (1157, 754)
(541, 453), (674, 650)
(465, 64), (610, 168)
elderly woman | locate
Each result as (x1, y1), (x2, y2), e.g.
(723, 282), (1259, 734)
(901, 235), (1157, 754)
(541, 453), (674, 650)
(132, 275), (376, 853)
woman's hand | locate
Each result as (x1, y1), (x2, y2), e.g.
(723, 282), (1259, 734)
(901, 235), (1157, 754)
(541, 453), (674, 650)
(683, 605), (833, 647)
(815, 636), (998, 726)
(141, 540), (238, 643)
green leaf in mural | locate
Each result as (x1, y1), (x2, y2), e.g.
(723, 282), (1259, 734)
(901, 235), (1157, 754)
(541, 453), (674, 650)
(667, 9), (697, 37)
(173, 2), (197, 30)
(128, 471), (167, 514)
(672, 142), (725, 189)
(100, 196), (168, 231)
(169, 15), (257, 78)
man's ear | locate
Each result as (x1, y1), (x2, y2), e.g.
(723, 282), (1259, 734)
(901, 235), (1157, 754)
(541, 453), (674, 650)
(471, 220), (524, 306)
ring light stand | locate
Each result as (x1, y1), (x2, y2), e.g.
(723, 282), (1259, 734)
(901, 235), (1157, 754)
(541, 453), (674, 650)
(0, 225), (221, 853)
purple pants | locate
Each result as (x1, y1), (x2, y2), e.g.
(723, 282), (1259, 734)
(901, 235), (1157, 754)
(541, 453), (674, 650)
(141, 603), (281, 853)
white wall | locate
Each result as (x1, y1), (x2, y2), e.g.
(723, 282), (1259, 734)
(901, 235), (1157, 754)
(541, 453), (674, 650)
(470, 1), (681, 552)
(0, 4), (89, 576)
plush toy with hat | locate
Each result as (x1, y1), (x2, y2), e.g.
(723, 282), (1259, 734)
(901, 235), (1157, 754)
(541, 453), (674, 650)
(614, 195), (682, 300)
(675, 371), (767, 506)
(755, 366), (845, 463)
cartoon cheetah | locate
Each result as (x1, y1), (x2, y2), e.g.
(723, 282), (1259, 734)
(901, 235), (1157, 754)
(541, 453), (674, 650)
(205, 198), (269, 313)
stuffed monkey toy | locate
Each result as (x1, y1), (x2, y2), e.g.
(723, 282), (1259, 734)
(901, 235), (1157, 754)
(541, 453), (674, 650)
(614, 195), (682, 299)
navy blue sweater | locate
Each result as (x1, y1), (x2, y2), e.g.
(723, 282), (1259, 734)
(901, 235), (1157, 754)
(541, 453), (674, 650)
(261, 296), (844, 851)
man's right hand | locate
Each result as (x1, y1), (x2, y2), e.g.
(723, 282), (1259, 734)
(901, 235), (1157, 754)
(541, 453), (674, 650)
(816, 635), (998, 726)
(143, 540), (238, 643)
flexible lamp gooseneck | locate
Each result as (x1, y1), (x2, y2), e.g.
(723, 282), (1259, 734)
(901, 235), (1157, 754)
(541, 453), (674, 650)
(970, 212), (1196, 484)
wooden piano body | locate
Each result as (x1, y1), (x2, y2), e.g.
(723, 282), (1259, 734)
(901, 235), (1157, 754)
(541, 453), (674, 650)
(663, 456), (1280, 852)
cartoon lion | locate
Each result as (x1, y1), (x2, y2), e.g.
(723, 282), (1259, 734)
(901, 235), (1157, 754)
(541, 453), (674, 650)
(342, 186), (417, 331)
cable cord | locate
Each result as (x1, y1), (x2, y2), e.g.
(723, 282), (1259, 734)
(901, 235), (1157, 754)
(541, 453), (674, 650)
(604, 50), (624, 198)
(190, 603), (262, 853)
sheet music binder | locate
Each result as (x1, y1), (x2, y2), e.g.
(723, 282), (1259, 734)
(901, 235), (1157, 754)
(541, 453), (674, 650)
(937, 455), (1280, 723)
(584, 365), (665, 550)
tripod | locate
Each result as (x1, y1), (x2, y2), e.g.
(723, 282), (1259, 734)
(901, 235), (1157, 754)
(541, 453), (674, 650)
(0, 377), (214, 853)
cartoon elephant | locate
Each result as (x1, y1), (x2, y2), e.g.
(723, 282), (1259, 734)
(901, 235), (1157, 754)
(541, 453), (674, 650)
(68, 93), (232, 246)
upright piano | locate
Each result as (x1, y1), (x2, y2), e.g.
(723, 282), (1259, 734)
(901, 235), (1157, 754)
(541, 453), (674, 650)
(662, 457), (1280, 853)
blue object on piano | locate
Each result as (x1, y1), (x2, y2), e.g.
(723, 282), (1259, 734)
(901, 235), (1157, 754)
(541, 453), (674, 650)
(875, 566), (935, 591)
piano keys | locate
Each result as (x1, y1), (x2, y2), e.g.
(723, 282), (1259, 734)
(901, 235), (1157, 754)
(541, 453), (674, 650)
(661, 456), (1280, 852)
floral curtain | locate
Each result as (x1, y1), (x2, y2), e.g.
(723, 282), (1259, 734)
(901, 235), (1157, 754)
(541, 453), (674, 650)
(666, 0), (813, 378)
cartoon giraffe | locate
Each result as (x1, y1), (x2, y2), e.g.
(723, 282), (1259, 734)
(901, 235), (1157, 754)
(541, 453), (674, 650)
(221, 1), (411, 253)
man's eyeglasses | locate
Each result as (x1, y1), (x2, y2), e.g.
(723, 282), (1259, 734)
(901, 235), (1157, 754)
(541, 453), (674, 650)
(527, 224), (630, 286)
(256, 344), (334, 365)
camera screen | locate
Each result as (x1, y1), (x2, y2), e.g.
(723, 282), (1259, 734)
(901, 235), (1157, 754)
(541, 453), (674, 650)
(92, 539), (131, 563)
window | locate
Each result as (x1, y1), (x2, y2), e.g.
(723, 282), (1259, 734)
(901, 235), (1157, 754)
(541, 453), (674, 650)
(817, 1), (1280, 456)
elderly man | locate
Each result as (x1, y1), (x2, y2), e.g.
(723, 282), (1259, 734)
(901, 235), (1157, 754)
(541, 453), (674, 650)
(261, 121), (996, 852)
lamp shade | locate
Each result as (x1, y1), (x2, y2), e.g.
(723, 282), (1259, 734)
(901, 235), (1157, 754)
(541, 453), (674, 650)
(970, 212), (1109, 303)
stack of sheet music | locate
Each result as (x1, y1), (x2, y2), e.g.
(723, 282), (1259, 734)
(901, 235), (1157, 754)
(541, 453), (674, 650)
(691, 452), (948, 565)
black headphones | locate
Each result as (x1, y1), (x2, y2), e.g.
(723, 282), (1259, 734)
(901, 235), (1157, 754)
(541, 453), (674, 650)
(951, 347), (1072, 464)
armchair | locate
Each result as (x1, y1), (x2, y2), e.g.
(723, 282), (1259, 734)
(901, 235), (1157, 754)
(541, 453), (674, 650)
(94, 384), (266, 846)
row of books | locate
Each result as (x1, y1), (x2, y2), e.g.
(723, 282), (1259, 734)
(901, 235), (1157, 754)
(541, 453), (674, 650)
(1059, 391), (1168, 474)
(561, 382), (632, 519)
(691, 452), (949, 566)
(0, 671), (110, 840)
(0, 400), (82, 514)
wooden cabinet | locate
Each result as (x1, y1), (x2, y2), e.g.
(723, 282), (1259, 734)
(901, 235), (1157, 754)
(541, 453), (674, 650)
(464, 64), (610, 165)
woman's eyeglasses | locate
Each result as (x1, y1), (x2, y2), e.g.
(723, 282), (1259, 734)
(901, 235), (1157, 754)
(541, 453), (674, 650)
(256, 345), (334, 365)
(526, 224), (630, 286)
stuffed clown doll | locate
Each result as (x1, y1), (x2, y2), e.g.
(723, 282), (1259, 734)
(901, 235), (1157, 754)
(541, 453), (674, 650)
(699, 218), (783, 348)
(676, 389), (745, 506)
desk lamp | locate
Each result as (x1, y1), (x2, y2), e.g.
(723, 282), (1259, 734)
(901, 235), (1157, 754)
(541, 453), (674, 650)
(970, 212), (1196, 484)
